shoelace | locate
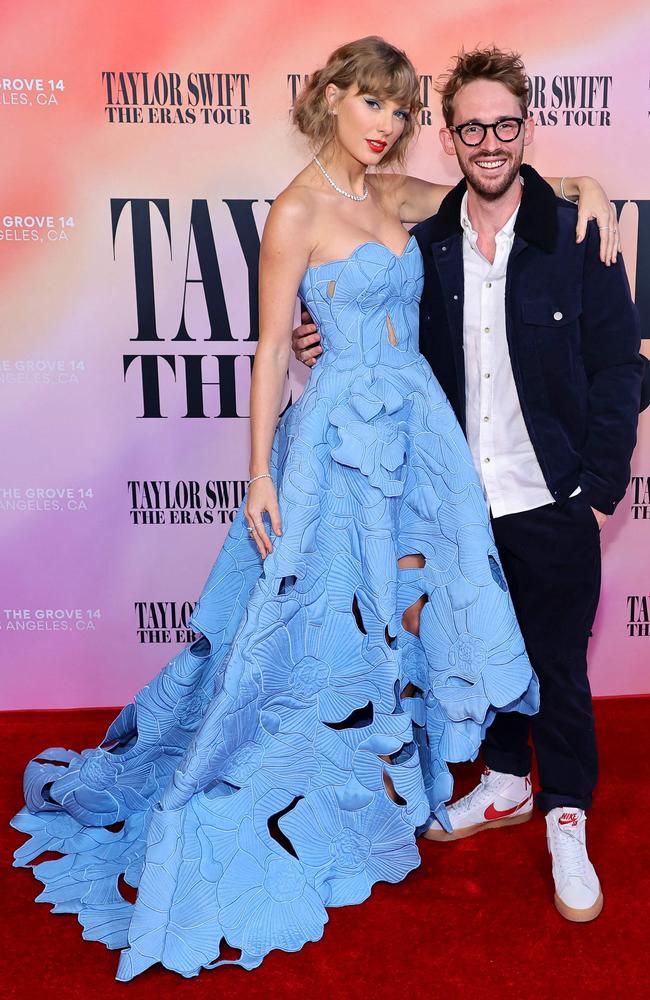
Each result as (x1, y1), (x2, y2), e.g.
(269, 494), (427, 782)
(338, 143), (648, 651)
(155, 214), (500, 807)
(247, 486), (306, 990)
(552, 820), (588, 879)
(461, 769), (507, 809)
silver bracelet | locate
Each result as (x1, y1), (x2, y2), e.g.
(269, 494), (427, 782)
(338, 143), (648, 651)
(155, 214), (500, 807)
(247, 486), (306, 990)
(248, 473), (272, 486)
(560, 176), (578, 203)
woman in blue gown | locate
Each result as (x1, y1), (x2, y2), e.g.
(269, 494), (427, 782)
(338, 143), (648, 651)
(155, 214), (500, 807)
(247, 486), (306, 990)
(11, 36), (614, 979)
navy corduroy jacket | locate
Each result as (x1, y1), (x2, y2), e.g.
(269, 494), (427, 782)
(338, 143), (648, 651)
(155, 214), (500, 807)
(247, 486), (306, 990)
(411, 163), (643, 515)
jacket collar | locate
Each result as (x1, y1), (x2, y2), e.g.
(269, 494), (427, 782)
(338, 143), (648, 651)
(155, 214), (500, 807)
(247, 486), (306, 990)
(429, 163), (559, 253)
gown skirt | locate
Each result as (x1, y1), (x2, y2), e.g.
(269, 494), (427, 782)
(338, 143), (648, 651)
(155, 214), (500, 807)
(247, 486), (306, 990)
(10, 236), (539, 979)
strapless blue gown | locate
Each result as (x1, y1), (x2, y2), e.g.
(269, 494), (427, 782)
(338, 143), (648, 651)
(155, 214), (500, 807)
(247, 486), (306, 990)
(11, 235), (538, 979)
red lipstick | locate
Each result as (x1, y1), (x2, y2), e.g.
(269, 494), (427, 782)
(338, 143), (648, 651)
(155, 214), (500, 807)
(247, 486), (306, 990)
(366, 139), (387, 153)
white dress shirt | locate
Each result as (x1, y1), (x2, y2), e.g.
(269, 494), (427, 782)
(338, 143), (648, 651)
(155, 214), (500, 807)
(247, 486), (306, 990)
(460, 189), (559, 518)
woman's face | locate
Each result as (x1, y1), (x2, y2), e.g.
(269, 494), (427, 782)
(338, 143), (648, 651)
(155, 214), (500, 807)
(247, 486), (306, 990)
(325, 83), (410, 164)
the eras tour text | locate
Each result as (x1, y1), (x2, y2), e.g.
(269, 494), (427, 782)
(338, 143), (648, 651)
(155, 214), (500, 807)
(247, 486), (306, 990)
(135, 601), (197, 643)
(102, 71), (250, 124)
(128, 479), (246, 525)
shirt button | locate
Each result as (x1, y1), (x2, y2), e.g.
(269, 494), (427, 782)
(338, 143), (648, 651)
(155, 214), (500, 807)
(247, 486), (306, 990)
(485, 282), (492, 288)
(484, 327), (490, 333)
(553, 311), (563, 321)
(484, 457), (491, 463)
(483, 415), (490, 422)
(484, 372), (491, 379)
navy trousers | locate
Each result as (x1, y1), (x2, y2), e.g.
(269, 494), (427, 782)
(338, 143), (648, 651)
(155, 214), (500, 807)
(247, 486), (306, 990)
(484, 492), (602, 812)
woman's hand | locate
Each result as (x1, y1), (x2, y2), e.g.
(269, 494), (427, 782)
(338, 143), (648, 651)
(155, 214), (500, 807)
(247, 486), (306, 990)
(245, 477), (282, 559)
(571, 176), (620, 265)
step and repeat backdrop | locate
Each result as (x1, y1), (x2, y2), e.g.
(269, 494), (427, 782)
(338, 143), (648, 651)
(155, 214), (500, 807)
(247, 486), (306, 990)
(2, 0), (649, 708)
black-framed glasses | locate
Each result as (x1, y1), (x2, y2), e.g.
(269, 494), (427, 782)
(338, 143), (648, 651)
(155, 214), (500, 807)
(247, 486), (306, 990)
(449, 117), (526, 147)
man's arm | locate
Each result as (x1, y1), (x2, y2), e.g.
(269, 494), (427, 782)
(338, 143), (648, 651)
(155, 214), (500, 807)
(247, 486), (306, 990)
(579, 221), (644, 515)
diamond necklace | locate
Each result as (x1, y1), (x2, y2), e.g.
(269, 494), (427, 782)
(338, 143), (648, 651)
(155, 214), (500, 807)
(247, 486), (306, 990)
(313, 156), (368, 202)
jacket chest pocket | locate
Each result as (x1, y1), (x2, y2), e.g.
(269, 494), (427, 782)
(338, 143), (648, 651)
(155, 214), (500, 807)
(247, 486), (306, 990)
(520, 295), (583, 383)
(520, 295), (582, 329)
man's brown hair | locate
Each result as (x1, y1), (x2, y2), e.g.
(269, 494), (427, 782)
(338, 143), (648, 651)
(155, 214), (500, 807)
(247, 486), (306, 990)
(436, 47), (529, 126)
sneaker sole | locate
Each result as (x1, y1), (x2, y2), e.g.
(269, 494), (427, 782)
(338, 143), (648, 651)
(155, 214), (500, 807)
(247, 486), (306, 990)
(554, 890), (603, 923)
(422, 809), (533, 842)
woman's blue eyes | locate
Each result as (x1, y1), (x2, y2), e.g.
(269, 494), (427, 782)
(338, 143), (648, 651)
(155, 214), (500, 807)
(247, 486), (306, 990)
(363, 97), (408, 119)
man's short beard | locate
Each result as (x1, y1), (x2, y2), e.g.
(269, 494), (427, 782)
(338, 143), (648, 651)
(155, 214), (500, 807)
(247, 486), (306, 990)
(461, 152), (523, 201)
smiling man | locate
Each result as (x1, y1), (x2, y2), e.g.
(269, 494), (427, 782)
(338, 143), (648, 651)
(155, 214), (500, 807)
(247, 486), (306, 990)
(292, 47), (643, 923)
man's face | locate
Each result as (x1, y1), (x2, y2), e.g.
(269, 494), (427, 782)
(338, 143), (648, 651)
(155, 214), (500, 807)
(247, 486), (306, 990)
(439, 79), (534, 200)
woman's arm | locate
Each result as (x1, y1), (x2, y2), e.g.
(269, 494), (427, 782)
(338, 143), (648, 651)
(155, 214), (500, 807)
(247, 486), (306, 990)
(377, 174), (451, 225)
(385, 173), (618, 265)
(246, 189), (312, 558)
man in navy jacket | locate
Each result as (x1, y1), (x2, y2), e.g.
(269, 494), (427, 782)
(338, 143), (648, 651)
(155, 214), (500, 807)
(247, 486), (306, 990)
(293, 48), (643, 923)
(413, 165), (641, 519)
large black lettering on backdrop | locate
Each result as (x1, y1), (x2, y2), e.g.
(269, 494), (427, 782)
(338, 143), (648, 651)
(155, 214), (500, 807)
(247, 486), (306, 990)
(613, 200), (649, 334)
(113, 196), (648, 420)
(112, 197), (291, 418)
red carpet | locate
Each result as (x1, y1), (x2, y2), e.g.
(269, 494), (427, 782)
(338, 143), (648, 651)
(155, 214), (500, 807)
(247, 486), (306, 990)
(2, 698), (649, 999)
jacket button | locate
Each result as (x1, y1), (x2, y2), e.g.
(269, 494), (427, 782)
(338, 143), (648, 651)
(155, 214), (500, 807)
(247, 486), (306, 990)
(553, 311), (563, 321)
(441, 246), (447, 252)
(453, 294), (459, 301)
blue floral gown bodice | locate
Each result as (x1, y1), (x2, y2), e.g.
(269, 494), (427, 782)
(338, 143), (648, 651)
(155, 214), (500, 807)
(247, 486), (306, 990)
(11, 235), (538, 980)
(299, 237), (423, 370)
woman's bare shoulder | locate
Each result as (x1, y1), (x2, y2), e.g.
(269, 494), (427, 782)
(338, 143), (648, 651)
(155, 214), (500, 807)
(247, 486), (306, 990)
(262, 171), (324, 264)
(268, 168), (324, 227)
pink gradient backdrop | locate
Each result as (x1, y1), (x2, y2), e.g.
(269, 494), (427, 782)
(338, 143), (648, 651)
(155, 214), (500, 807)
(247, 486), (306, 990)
(1, 0), (648, 708)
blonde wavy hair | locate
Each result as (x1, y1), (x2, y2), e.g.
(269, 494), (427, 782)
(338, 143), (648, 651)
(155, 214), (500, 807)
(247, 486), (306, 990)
(293, 36), (422, 166)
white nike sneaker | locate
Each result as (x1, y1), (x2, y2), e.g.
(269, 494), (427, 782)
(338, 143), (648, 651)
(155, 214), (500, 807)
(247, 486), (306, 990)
(546, 807), (603, 922)
(422, 767), (533, 842)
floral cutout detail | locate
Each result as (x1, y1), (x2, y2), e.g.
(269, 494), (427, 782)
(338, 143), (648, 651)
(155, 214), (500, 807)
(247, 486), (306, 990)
(281, 787), (420, 907)
(329, 374), (409, 497)
(386, 313), (398, 346)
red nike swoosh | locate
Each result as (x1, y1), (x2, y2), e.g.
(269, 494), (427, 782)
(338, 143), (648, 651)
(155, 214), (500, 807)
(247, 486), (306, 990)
(484, 793), (532, 821)
(559, 817), (578, 826)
